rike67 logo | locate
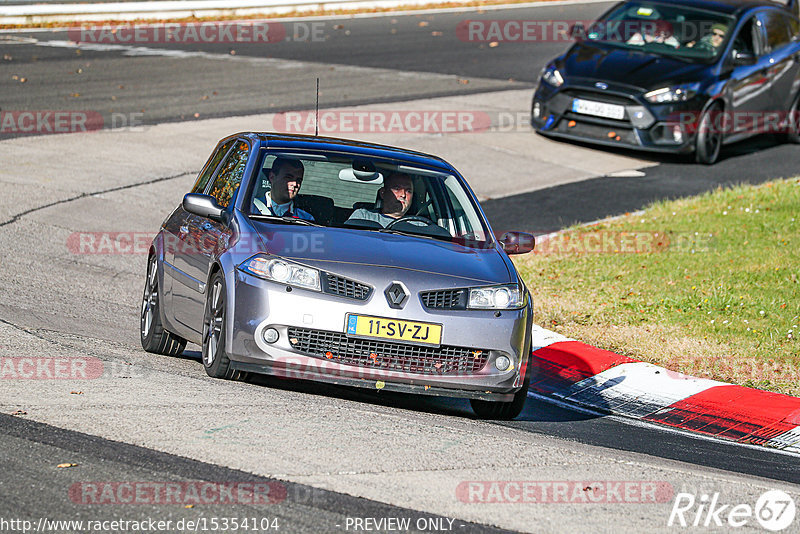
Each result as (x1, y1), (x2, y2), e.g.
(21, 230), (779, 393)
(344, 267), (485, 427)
(668, 490), (796, 531)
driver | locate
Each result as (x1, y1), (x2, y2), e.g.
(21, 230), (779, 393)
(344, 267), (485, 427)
(346, 172), (415, 227)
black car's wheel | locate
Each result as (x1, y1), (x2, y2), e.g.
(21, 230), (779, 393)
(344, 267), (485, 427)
(695, 104), (723, 165)
(141, 255), (187, 356)
(470, 375), (530, 420)
(202, 271), (235, 379)
(782, 92), (800, 144)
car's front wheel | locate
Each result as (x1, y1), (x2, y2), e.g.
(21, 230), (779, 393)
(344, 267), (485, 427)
(202, 270), (237, 379)
(141, 255), (187, 356)
(470, 376), (530, 420)
(695, 103), (723, 164)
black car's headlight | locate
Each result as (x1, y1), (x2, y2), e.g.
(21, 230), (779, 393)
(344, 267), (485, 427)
(644, 83), (700, 103)
(540, 64), (564, 88)
(468, 284), (525, 310)
(238, 254), (320, 291)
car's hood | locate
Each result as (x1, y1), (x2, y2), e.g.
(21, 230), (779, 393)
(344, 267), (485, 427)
(247, 223), (511, 284)
(561, 43), (707, 90)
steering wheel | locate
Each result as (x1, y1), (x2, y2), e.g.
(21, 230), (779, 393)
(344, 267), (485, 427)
(385, 215), (437, 229)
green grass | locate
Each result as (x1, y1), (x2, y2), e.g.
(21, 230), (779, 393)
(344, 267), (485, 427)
(514, 177), (800, 396)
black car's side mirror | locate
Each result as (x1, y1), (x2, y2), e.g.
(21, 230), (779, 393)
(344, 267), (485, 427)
(499, 232), (535, 255)
(569, 23), (586, 41)
(732, 50), (757, 66)
(183, 193), (225, 222)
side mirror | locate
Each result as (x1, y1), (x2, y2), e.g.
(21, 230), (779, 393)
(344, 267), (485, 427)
(732, 50), (756, 66)
(183, 193), (225, 222)
(499, 232), (535, 255)
(569, 22), (586, 41)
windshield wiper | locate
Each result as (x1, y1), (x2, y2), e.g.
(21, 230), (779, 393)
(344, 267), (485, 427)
(249, 214), (325, 227)
(377, 227), (448, 242)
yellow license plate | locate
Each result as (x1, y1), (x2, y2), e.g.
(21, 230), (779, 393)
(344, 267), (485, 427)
(346, 314), (442, 346)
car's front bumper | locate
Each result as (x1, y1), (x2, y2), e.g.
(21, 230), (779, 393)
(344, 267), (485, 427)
(226, 270), (532, 401)
(531, 81), (707, 154)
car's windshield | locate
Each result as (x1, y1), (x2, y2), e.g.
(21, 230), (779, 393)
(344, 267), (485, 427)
(247, 150), (492, 247)
(585, 1), (735, 62)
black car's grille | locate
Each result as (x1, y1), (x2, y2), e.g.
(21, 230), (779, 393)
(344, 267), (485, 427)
(287, 327), (489, 375)
(556, 120), (638, 145)
(322, 273), (372, 300)
(420, 289), (467, 310)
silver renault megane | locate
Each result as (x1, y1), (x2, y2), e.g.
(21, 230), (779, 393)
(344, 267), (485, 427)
(140, 133), (535, 419)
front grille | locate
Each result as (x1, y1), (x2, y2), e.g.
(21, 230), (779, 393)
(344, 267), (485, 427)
(420, 289), (467, 309)
(556, 120), (638, 145)
(287, 327), (489, 375)
(323, 273), (372, 300)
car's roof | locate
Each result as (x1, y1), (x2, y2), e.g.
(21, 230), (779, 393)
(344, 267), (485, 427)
(238, 132), (455, 173)
(631, 0), (794, 16)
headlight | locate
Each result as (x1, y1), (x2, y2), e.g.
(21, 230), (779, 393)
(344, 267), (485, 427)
(468, 284), (524, 310)
(644, 83), (700, 103)
(541, 64), (564, 88)
(238, 254), (320, 291)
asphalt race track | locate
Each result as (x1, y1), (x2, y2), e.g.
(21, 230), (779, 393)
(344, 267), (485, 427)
(1, 1), (799, 532)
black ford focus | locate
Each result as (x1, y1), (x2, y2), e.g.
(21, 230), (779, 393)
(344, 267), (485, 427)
(531, 0), (800, 163)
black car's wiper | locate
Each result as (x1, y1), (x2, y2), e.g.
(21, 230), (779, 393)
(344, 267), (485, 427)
(248, 214), (325, 227)
(377, 227), (448, 242)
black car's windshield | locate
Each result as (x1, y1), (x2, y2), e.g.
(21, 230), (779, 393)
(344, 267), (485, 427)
(247, 151), (493, 247)
(585, 1), (735, 62)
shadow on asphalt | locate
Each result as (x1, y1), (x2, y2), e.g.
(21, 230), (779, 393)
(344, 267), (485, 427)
(483, 133), (798, 235)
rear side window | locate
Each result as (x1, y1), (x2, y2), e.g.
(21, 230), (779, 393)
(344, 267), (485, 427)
(191, 140), (234, 194)
(208, 141), (250, 208)
(761, 10), (792, 51)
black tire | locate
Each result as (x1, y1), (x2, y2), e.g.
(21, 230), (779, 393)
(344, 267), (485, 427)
(202, 271), (236, 379)
(470, 375), (530, 420)
(781, 92), (800, 144)
(695, 104), (723, 165)
(140, 255), (187, 356)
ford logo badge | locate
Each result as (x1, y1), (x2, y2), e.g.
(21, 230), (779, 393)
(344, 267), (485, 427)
(595, 82), (608, 90)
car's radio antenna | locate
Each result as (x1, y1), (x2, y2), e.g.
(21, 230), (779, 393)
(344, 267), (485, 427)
(315, 77), (319, 136)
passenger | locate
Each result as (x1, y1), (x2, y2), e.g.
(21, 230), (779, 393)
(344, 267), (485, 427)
(253, 157), (314, 221)
(346, 172), (415, 227)
(626, 21), (679, 48)
(687, 23), (727, 52)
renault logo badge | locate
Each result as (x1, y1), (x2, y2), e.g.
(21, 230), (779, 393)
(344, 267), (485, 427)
(384, 282), (409, 309)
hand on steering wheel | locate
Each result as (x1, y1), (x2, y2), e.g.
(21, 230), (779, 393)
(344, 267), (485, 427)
(385, 215), (435, 229)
